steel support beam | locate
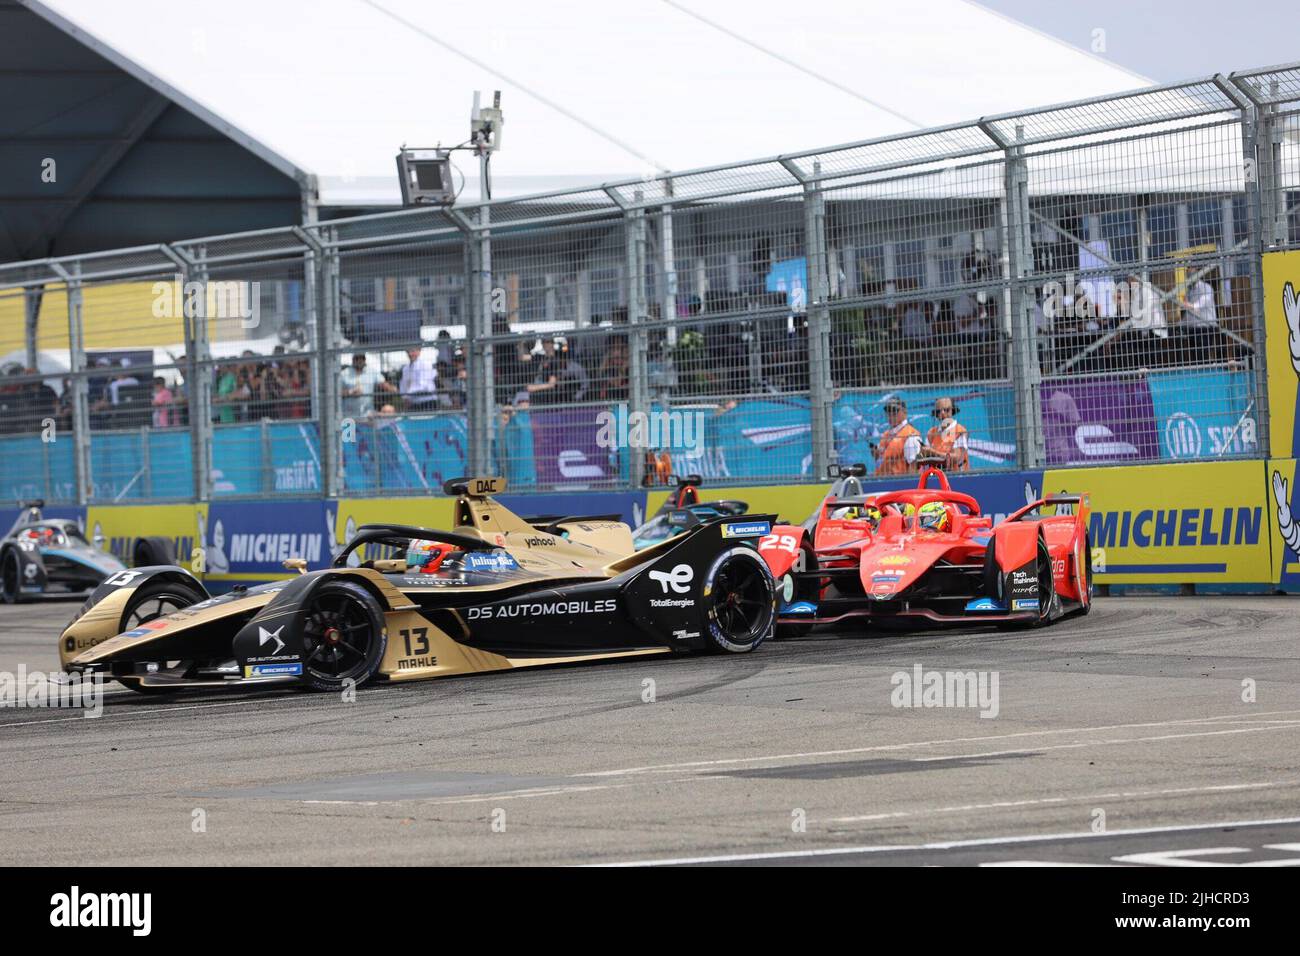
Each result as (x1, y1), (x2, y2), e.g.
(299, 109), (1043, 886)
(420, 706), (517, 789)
(1003, 127), (1045, 469)
(801, 164), (834, 477)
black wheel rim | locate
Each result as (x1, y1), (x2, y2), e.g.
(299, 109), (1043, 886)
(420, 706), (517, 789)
(125, 593), (192, 629)
(711, 558), (771, 640)
(303, 592), (377, 683)
(2, 553), (17, 598)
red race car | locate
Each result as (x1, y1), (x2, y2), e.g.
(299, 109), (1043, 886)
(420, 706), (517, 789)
(759, 467), (1092, 636)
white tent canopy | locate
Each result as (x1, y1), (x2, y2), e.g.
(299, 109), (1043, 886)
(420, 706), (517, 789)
(38, 0), (1153, 207)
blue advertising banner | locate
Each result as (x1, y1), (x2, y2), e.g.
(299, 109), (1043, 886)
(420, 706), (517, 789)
(341, 415), (468, 494)
(0, 435), (75, 503)
(203, 499), (332, 576)
(703, 397), (813, 481)
(834, 386), (1018, 472)
(1148, 368), (1259, 461)
(496, 408), (536, 490)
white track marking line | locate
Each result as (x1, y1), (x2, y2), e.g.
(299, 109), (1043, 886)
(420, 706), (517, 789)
(829, 779), (1300, 823)
(911, 722), (1300, 762)
(0, 692), (314, 728)
(590, 816), (1300, 867)
(574, 710), (1300, 778)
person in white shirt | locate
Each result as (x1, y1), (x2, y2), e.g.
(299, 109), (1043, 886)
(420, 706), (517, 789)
(340, 352), (394, 418)
(1184, 277), (1219, 328)
(399, 347), (438, 410)
(900, 301), (932, 343)
(1124, 274), (1168, 338)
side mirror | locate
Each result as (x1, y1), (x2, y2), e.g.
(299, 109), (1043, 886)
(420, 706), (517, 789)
(283, 557), (307, 575)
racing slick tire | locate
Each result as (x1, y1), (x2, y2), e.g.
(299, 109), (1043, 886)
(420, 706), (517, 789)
(115, 578), (208, 694)
(300, 580), (388, 692)
(1, 547), (26, 604)
(774, 540), (818, 639)
(1077, 533), (1094, 616)
(132, 536), (176, 568)
(985, 536), (1055, 629)
(702, 546), (776, 653)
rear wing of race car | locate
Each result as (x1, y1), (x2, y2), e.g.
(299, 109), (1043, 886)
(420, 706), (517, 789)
(521, 514), (626, 534)
(1005, 493), (1089, 523)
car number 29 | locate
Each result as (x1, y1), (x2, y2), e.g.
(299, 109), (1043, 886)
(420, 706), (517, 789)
(759, 534), (800, 555)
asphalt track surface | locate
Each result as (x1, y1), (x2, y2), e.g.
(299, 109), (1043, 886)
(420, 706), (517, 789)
(1, 595), (1298, 866)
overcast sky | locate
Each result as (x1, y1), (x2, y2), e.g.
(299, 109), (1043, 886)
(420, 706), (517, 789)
(976, 0), (1289, 82)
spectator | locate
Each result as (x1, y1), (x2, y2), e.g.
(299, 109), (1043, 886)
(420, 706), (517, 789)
(445, 349), (468, 409)
(1183, 275), (1219, 328)
(105, 358), (140, 406)
(595, 335), (630, 402)
(923, 396), (969, 471)
(21, 368), (58, 433)
(340, 352), (393, 419)
(213, 362), (243, 424)
(1123, 276), (1167, 338)
(399, 347), (438, 411)
(279, 358), (312, 420)
(873, 396), (922, 475)
(524, 338), (563, 404)
(490, 314), (528, 407)
(151, 376), (175, 427)
(899, 299), (933, 381)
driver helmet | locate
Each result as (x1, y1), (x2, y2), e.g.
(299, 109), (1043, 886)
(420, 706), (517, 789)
(861, 503), (882, 526)
(917, 501), (951, 533)
(405, 539), (445, 573)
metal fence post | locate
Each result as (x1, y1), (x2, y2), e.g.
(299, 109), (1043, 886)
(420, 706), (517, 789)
(1227, 78), (1272, 456)
(798, 162), (834, 477)
(185, 245), (215, 501)
(626, 192), (649, 487)
(467, 208), (495, 477)
(158, 243), (205, 501)
(660, 178), (678, 349)
(51, 261), (92, 504)
(1000, 124), (1045, 470)
(295, 226), (340, 497)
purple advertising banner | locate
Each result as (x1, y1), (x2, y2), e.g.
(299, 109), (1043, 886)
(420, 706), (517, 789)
(1040, 376), (1160, 466)
(530, 407), (611, 486)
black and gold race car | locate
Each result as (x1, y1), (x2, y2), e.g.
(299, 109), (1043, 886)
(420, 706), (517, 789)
(59, 477), (777, 694)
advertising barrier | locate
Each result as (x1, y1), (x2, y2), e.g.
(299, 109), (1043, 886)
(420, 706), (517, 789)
(1044, 460), (1272, 584)
(0, 364), (1263, 501)
(7, 456), (1297, 592)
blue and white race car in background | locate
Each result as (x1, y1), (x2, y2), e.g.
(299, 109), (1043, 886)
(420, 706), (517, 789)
(631, 476), (752, 550)
(0, 501), (175, 603)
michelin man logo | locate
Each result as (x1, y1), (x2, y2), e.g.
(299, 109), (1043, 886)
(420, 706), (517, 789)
(1271, 282), (1300, 558)
(1282, 282), (1300, 373)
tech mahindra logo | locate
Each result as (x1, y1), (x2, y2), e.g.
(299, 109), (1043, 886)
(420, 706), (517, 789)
(50, 886), (151, 936)
(649, 564), (693, 594)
